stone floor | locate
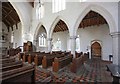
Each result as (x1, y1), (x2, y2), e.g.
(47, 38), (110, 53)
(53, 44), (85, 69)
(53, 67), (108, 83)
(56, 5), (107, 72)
(36, 58), (113, 83)
(75, 58), (112, 83)
(52, 58), (113, 83)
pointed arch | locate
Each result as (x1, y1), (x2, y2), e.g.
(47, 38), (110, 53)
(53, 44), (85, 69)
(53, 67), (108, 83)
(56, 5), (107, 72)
(74, 4), (116, 36)
(8, 1), (23, 25)
(33, 23), (47, 44)
(49, 16), (70, 38)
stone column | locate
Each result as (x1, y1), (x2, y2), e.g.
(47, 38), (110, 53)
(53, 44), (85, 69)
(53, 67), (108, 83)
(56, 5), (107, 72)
(110, 32), (120, 65)
(47, 38), (52, 53)
(33, 39), (38, 51)
(70, 36), (77, 58)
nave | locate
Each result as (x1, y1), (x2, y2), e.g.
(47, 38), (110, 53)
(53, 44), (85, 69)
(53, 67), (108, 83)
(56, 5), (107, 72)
(1, 1), (120, 84)
(1, 49), (113, 84)
(35, 57), (112, 83)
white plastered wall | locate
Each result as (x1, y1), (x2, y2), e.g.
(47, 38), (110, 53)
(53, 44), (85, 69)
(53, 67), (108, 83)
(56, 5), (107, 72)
(1, 22), (22, 49)
(52, 24), (112, 61)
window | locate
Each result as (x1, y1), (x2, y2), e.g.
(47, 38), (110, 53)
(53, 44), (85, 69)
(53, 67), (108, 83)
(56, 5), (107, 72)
(52, 0), (66, 13)
(53, 38), (61, 51)
(36, 0), (44, 20)
(39, 34), (46, 47)
(11, 32), (14, 43)
(56, 38), (61, 50)
(76, 35), (80, 52)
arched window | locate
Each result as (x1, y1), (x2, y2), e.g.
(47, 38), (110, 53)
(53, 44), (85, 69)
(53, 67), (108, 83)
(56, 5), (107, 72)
(39, 34), (46, 47)
(36, 0), (44, 20)
(52, 0), (66, 13)
(76, 35), (80, 52)
(11, 31), (14, 43)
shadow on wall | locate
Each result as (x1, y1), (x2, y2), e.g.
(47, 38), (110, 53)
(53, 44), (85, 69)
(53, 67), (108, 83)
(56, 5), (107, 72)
(33, 45), (36, 52)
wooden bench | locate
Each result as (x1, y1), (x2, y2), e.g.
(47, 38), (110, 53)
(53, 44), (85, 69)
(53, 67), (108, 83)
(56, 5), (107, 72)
(106, 64), (120, 83)
(1, 56), (16, 64)
(70, 53), (89, 73)
(52, 55), (73, 72)
(31, 53), (51, 65)
(22, 53), (30, 62)
(75, 52), (83, 58)
(1, 60), (23, 71)
(82, 52), (89, 62)
(42, 54), (65, 69)
(7, 48), (21, 57)
(19, 52), (50, 64)
(70, 55), (83, 73)
(1, 64), (35, 84)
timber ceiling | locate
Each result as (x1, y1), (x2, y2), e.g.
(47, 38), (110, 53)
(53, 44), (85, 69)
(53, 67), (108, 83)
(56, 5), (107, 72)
(53, 20), (68, 33)
(2, 1), (34, 32)
(2, 2), (20, 31)
(54, 11), (107, 33)
(78, 11), (107, 28)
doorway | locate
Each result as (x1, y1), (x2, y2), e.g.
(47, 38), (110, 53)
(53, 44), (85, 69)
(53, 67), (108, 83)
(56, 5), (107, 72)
(91, 42), (101, 58)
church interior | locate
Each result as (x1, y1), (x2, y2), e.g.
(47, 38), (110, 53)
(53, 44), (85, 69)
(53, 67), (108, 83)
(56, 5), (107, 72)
(0, 0), (120, 83)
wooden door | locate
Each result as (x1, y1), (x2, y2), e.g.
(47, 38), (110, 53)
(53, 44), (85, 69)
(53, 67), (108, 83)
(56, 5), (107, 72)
(91, 42), (101, 58)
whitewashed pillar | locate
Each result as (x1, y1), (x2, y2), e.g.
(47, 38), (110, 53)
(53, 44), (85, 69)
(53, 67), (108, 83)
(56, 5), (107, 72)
(110, 32), (120, 65)
(47, 38), (52, 52)
(70, 36), (77, 58)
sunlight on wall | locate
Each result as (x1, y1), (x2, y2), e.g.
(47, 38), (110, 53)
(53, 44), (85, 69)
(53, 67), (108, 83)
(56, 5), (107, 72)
(76, 35), (80, 52)
(79, 0), (87, 2)
(52, 38), (61, 51)
(52, 0), (66, 13)
(36, 1), (44, 20)
(39, 33), (46, 47)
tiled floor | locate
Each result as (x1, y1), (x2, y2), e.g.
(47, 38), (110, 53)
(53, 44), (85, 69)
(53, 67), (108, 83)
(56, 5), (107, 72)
(76, 58), (113, 83)
(36, 58), (113, 83)
(51, 58), (113, 83)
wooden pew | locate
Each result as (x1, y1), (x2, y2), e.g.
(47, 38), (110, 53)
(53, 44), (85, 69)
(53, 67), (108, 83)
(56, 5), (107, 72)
(63, 51), (71, 56)
(1, 64), (35, 84)
(20, 52), (50, 64)
(70, 55), (83, 73)
(52, 55), (73, 72)
(70, 52), (89, 73)
(1, 56), (15, 64)
(75, 52), (83, 58)
(34, 53), (53, 66)
(1, 60), (23, 71)
(42, 54), (65, 69)
(106, 64), (120, 84)
(52, 51), (62, 54)
(34, 54), (43, 66)
(22, 53), (29, 62)
(18, 52), (24, 60)
(7, 48), (21, 57)
(82, 52), (89, 62)
(1, 51), (35, 84)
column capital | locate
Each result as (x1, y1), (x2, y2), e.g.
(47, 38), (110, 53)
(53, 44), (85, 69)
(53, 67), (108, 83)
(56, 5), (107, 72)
(70, 36), (77, 39)
(47, 38), (52, 41)
(110, 32), (120, 38)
